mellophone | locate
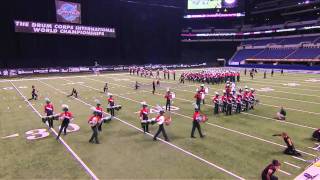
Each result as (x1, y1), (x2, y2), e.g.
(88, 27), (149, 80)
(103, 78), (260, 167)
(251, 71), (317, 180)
(106, 105), (122, 112)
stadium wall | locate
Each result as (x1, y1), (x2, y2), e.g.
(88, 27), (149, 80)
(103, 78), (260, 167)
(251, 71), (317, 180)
(0, 0), (183, 68)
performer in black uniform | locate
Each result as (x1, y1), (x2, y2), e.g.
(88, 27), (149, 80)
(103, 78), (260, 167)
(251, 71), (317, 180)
(103, 83), (108, 93)
(261, 160), (281, 180)
(312, 129), (320, 141)
(152, 81), (156, 94)
(67, 88), (78, 98)
(29, 85), (38, 100)
(135, 81), (140, 90)
(273, 132), (301, 156)
(44, 98), (54, 128)
(56, 105), (73, 140)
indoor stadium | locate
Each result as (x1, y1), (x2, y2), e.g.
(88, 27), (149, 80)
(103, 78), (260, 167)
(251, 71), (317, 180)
(1, 0), (320, 179)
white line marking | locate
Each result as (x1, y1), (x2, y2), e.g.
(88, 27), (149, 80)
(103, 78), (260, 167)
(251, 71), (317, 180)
(82, 77), (316, 157)
(291, 156), (307, 162)
(39, 79), (245, 180)
(279, 169), (292, 176)
(1, 133), (19, 139)
(9, 81), (99, 180)
(284, 162), (301, 169)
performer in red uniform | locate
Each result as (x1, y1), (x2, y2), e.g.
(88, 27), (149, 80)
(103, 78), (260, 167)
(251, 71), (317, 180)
(236, 93), (242, 113)
(199, 84), (206, 104)
(108, 94), (115, 117)
(139, 102), (150, 133)
(191, 105), (204, 138)
(226, 94), (233, 116)
(261, 160), (281, 180)
(194, 90), (202, 111)
(56, 105), (73, 140)
(212, 92), (219, 115)
(88, 110), (100, 144)
(44, 98), (54, 128)
(94, 101), (104, 131)
(221, 90), (227, 113)
(164, 89), (172, 111)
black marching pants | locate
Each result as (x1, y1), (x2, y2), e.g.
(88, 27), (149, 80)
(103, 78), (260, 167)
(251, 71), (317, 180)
(191, 121), (203, 137)
(153, 124), (169, 141)
(57, 119), (70, 139)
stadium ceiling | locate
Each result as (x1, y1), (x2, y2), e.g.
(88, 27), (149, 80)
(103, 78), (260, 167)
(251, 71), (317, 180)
(118, 0), (185, 9)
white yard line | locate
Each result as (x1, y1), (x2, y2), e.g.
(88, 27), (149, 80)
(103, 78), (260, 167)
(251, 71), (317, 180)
(9, 81), (99, 180)
(291, 156), (307, 162)
(38, 79), (245, 180)
(81, 77), (316, 158)
(284, 162), (301, 169)
(279, 169), (292, 176)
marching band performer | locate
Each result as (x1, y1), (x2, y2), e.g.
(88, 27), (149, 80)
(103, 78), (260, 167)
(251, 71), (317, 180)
(191, 104), (205, 138)
(194, 89), (202, 111)
(139, 102), (150, 133)
(56, 104), (73, 140)
(164, 89), (172, 111)
(273, 132), (301, 156)
(88, 110), (100, 144)
(44, 98), (54, 128)
(236, 93), (242, 113)
(152, 81), (156, 94)
(153, 108), (170, 142)
(226, 94), (232, 116)
(275, 106), (286, 120)
(135, 81), (140, 90)
(67, 88), (78, 98)
(107, 93), (115, 117)
(199, 84), (206, 104)
(29, 85), (38, 101)
(221, 90), (227, 113)
(212, 92), (219, 115)
(243, 89), (250, 111)
(312, 129), (320, 142)
(103, 83), (108, 93)
(95, 101), (104, 131)
(261, 160), (281, 180)
(249, 88), (256, 110)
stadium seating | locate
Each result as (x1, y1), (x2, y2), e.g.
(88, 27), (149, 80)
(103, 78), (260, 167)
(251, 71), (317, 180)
(241, 36), (319, 46)
(254, 48), (295, 59)
(230, 49), (263, 63)
(287, 48), (320, 59)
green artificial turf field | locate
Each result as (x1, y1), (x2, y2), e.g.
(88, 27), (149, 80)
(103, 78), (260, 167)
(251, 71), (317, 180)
(1, 69), (320, 179)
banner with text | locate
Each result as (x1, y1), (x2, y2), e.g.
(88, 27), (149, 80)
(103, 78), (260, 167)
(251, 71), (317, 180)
(55, 0), (81, 24)
(14, 20), (116, 38)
